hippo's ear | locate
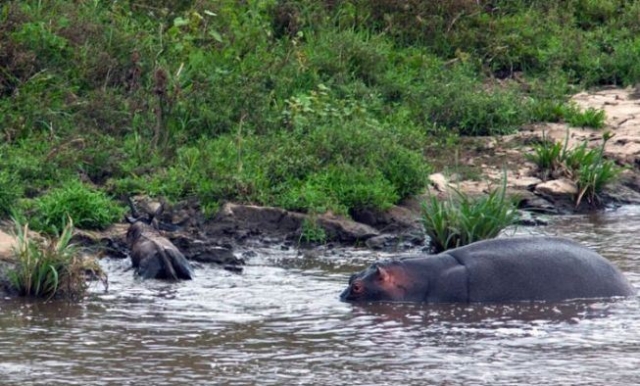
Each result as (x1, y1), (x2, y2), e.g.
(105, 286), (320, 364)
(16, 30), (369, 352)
(375, 266), (391, 283)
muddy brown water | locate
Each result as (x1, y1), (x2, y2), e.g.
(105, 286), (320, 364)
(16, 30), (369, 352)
(2, 208), (640, 385)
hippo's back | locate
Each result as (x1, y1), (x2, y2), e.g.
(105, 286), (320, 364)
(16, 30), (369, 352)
(446, 237), (635, 302)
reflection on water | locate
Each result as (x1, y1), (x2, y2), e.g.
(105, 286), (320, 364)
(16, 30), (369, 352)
(2, 207), (640, 385)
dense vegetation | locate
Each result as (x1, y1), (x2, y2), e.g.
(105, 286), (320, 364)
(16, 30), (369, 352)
(2, 0), (640, 231)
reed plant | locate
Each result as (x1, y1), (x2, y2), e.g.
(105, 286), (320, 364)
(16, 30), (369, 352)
(527, 132), (620, 207)
(7, 217), (107, 300)
(421, 180), (519, 253)
(575, 132), (620, 207)
(525, 133), (566, 181)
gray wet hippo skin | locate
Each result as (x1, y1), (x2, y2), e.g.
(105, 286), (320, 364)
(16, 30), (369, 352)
(127, 221), (195, 280)
(341, 237), (636, 303)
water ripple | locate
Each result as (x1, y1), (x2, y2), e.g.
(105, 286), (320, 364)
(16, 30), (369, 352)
(2, 207), (640, 385)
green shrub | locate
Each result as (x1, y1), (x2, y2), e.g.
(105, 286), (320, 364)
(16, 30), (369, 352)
(277, 165), (399, 215)
(28, 180), (124, 234)
(7, 217), (107, 300)
(529, 100), (569, 123)
(299, 217), (327, 244)
(421, 181), (519, 253)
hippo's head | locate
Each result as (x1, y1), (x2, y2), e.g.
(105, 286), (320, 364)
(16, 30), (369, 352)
(340, 261), (409, 303)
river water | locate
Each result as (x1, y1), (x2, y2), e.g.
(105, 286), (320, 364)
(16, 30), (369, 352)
(1, 207), (640, 385)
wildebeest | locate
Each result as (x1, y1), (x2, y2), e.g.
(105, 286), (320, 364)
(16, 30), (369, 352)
(126, 199), (194, 280)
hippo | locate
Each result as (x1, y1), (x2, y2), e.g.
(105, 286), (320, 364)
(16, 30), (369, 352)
(340, 236), (635, 303)
(126, 199), (194, 280)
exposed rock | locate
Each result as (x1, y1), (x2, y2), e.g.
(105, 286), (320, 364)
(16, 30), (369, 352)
(601, 183), (640, 206)
(350, 205), (422, 234)
(0, 229), (16, 262)
(533, 178), (579, 214)
(535, 178), (578, 197)
(205, 203), (380, 244)
(510, 176), (543, 190)
(365, 232), (426, 251)
(206, 203), (304, 240)
(315, 213), (379, 243)
(428, 173), (449, 192)
(515, 210), (550, 226)
(170, 235), (245, 269)
(516, 191), (559, 214)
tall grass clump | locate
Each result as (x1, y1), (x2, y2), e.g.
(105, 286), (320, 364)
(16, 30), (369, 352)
(525, 132), (568, 181)
(7, 217), (107, 300)
(527, 132), (620, 207)
(574, 132), (621, 206)
(421, 181), (519, 253)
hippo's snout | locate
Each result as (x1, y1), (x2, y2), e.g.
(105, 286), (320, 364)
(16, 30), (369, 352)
(339, 287), (352, 302)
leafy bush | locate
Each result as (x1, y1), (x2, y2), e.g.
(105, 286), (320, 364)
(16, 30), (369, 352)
(28, 180), (124, 234)
(277, 165), (399, 215)
(421, 181), (519, 253)
(7, 217), (107, 300)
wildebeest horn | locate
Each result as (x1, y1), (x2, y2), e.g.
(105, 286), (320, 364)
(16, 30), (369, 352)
(126, 196), (141, 216)
(125, 196), (143, 223)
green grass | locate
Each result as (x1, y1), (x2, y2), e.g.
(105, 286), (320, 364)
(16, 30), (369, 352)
(564, 106), (606, 129)
(7, 217), (107, 300)
(25, 180), (125, 235)
(2, 0), (640, 228)
(299, 217), (327, 245)
(421, 179), (519, 253)
(0, 170), (22, 217)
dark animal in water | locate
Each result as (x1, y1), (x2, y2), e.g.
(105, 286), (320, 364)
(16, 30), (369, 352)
(126, 199), (194, 280)
(341, 236), (635, 304)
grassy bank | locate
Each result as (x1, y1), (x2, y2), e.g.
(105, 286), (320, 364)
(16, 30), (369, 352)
(2, 1), (640, 232)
